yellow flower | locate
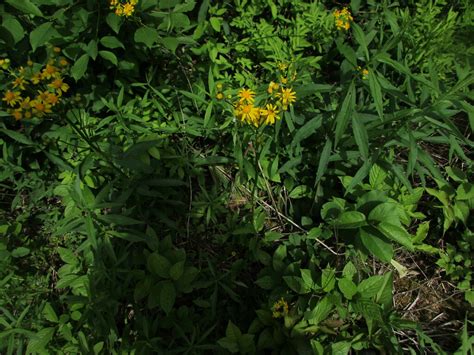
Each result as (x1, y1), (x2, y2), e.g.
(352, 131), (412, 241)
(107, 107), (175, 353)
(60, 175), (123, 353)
(0, 58), (10, 70)
(12, 77), (26, 91)
(110, 0), (118, 6)
(130, 0), (138, 4)
(237, 88), (255, 104)
(53, 47), (61, 53)
(27, 60), (34, 67)
(276, 88), (296, 110)
(37, 90), (50, 102)
(24, 110), (32, 119)
(122, 2), (135, 16)
(31, 72), (42, 84)
(272, 298), (289, 318)
(280, 76), (288, 85)
(278, 62), (288, 71)
(48, 78), (69, 95)
(115, 4), (124, 16)
(216, 83), (223, 91)
(31, 100), (52, 116)
(2, 90), (21, 107)
(216, 92), (224, 100)
(267, 81), (279, 94)
(46, 93), (60, 106)
(20, 97), (31, 110)
(260, 104), (280, 125)
(41, 64), (58, 80)
(334, 7), (353, 31)
(235, 103), (260, 126)
(362, 68), (369, 80)
(12, 109), (22, 121)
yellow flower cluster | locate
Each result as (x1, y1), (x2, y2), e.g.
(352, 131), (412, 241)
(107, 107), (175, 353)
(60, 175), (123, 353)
(110, 0), (138, 17)
(272, 298), (289, 318)
(234, 79), (296, 128)
(357, 66), (369, 80)
(215, 83), (225, 100)
(1, 49), (70, 121)
(334, 7), (353, 31)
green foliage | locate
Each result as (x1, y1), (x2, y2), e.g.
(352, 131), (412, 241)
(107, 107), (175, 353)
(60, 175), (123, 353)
(0, 0), (473, 354)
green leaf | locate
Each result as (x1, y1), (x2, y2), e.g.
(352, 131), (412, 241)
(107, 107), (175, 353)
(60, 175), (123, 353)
(338, 278), (357, 300)
(42, 303), (59, 323)
(2, 18), (24, 44)
(352, 114), (369, 160)
(100, 36), (124, 49)
(377, 222), (414, 251)
(169, 261), (185, 280)
(289, 185), (311, 199)
(334, 211), (367, 229)
(255, 276), (274, 290)
(367, 202), (400, 226)
(97, 214), (143, 226)
(305, 296), (333, 325)
(30, 22), (57, 51)
(283, 276), (310, 294)
(135, 27), (159, 48)
(334, 82), (355, 147)
(6, 0), (43, 16)
(225, 320), (242, 340)
(352, 23), (369, 60)
(315, 139), (332, 186)
(99, 50), (118, 65)
(292, 116), (322, 146)
(106, 13), (122, 33)
(0, 128), (35, 145)
(359, 227), (393, 262)
(368, 70), (384, 119)
(147, 253), (171, 278)
(210, 17), (221, 32)
(11, 247), (30, 258)
(357, 275), (384, 299)
(71, 54), (89, 81)
(160, 281), (176, 314)
(26, 328), (55, 353)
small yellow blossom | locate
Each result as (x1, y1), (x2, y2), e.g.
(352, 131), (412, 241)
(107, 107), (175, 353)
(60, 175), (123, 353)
(235, 103), (260, 126)
(46, 93), (60, 106)
(48, 78), (69, 95)
(115, 4), (124, 16)
(12, 109), (22, 121)
(2, 90), (21, 107)
(334, 8), (353, 31)
(31, 100), (52, 116)
(31, 72), (42, 84)
(41, 64), (58, 80)
(59, 58), (69, 67)
(216, 92), (224, 100)
(276, 88), (296, 110)
(216, 83), (223, 91)
(237, 88), (255, 104)
(280, 76), (288, 85)
(37, 90), (50, 102)
(260, 104), (280, 125)
(20, 97), (31, 110)
(27, 60), (34, 67)
(272, 298), (289, 318)
(53, 47), (61, 53)
(0, 58), (10, 70)
(12, 77), (26, 91)
(122, 2), (135, 16)
(362, 69), (369, 80)
(267, 81), (279, 95)
(24, 110), (32, 119)
(278, 62), (288, 71)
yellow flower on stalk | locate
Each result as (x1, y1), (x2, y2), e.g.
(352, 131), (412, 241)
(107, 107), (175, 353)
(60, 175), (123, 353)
(2, 90), (21, 107)
(41, 64), (58, 79)
(37, 90), (50, 102)
(334, 7), (353, 31)
(237, 88), (255, 104)
(19, 97), (31, 110)
(31, 72), (42, 84)
(27, 60), (34, 67)
(11, 109), (22, 121)
(59, 58), (69, 67)
(53, 47), (61, 53)
(280, 76), (288, 85)
(115, 4), (124, 16)
(48, 78), (69, 95)
(260, 104), (280, 125)
(46, 93), (60, 106)
(216, 92), (224, 100)
(235, 103), (260, 126)
(0, 58), (10, 70)
(110, 0), (118, 6)
(24, 110), (32, 119)
(272, 298), (289, 318)
(12, 77), (26, 91)
(267, 81), (279, 94)
(31, 100), (52, 116)
(276, 88), (296, 110)
(122, 2), (135, 16)
(361, 68), (369, 80)
(216, 83), (223, 91)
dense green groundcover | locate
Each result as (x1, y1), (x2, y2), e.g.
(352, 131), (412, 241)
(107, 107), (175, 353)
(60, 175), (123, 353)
(0, 0), (473, 353)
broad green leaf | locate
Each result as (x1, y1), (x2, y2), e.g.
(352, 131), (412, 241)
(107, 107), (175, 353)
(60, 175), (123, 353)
(147, 253), (171, 278)
(106, 13), (122, 33)
(322, 268), (336, 292)
(0, 128), (35, 145)
(338, 278), (357, 300)
(100, 36), (125, 49)
(334, 211), (366, 229)
(377, 222), (414, 251)
(42, 303), (59, 323)
(352, 23), (369, 60)
(99, 50), (118, 65)
(305, 296), (333, 325)
(160, 281), (176, 314)
(225, 320), (242, 341)
(71, 54), (89, 81)
(169, 261), (185, 280)
(2, 18), (24, 43)
(26, 328), (55, 353)
(11, 247), (30, 258)
(359, 227), (393, 262)
(289, 185), (311, 199)
(292, 116), (322, 146)
(6, 0), (43, 16)
(357, 275), (384, 299)
(30, 22), (57, 51)
(367, 202), (400, 226)
(134, 27), (159, 48)
(283, 276), (310, 294)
